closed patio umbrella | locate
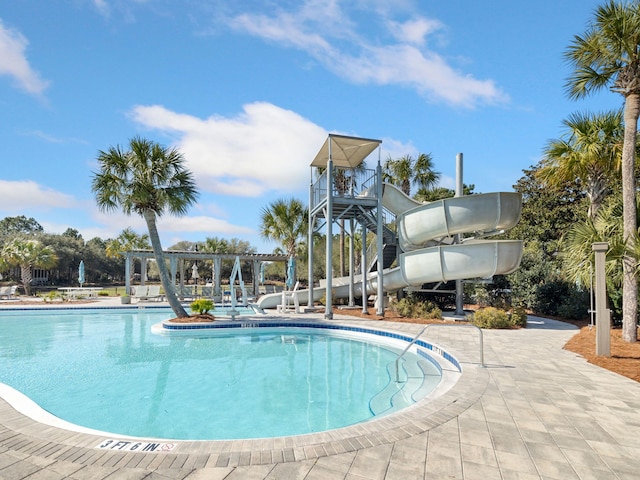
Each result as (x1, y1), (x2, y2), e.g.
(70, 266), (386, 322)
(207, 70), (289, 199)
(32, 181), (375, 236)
(286, 256), (295, 290)
(78, 260), (85, 288)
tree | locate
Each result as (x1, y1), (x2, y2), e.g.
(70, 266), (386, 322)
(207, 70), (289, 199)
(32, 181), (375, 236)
(538, 110), (624, 220)
(383, 153), (440, 197)
(0, 216), (43, 238)
(260, 198), (308, 284)
(92, 137), (198, 318)
(565, 0), (640, 341)
(39, 232), (84, 285)
(507, 165), (588, 309)
(105, 228), (151, 259)
(561, 197), (632, 289)
(414, 184), (476, 203)
(1, 238), (57, 295)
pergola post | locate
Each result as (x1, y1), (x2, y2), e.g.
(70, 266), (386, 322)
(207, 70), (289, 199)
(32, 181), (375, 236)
(124, 253), (132, 295)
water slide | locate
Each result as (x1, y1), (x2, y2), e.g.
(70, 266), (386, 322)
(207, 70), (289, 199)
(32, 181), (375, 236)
(257, 184), (523, 309)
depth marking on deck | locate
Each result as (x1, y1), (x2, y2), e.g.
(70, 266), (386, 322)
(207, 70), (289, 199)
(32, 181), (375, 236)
(96, 439), (177, 452)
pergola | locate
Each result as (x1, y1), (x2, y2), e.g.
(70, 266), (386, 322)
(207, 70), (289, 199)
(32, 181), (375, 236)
(123, 250), (287, 299)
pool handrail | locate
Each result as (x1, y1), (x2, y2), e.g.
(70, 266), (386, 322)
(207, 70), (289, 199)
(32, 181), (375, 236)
(395, 323), (484, 382)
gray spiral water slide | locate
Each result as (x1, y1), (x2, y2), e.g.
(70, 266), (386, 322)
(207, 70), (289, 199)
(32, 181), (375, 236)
(256, 184), (524, 309)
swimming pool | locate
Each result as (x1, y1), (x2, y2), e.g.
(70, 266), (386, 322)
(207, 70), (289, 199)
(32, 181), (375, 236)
(0, 308), (460, 440)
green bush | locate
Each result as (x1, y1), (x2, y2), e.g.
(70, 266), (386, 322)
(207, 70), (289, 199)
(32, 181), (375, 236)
(190, 298), (214, 315)
(394, 297), (413, 317)
(392, 296), (442, 320)
(533, 280), (570, 316)
(98, 290), (110, 297)
(557, 288), (590, 320)
(468, 307), (525, 329)
(510, 306), (528, 327)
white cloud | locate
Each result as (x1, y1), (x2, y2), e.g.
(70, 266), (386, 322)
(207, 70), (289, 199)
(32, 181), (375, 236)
(226, 2), (507, 107)
(93, 0), (110, 17)
(0, 20), (49, 95)
(89, 202), (255, 241)
(0, 180), (75, 211)
(129, 102), (327, 196)
(388, 17), (444, 46)
(157, 216), (255, 236)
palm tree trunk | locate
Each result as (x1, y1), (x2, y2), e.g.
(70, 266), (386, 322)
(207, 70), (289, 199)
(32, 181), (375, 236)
(621, 94), (639, 343)
(143, 209), (189, 318)
(20, 264), (32, 296)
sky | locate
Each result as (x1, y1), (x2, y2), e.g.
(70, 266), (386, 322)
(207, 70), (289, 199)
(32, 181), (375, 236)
(0, 0), (621, 254)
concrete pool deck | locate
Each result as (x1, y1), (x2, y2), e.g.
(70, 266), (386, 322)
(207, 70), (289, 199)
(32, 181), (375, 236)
(1, 298), (639, 479)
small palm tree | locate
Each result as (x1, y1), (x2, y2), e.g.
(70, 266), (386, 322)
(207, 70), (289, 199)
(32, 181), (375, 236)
(1, 238), (57, 295)
(565, 0), (640, 341)
(562, 196), (640, 325)
(105, 228), (151, 259)
(92, 137), (198, 318)
(260, 198), (308, 285)
(383, 153), (440, 197)
(538, 110), (624, 220)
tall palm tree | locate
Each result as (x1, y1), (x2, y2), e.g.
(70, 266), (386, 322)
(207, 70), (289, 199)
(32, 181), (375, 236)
(383, 153), (440, 197)
(92, 137), (198, 318)
(1, 238), (57, 295)
(538, 110), (624, 220)
(565, 0), (640, 342)
(260, 198), (308, 285)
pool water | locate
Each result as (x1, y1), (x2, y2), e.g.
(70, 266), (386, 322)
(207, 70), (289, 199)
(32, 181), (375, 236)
(0, 309), (442, 440)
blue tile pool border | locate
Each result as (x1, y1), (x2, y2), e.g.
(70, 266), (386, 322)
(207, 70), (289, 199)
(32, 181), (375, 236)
(162, 320), (462, 372)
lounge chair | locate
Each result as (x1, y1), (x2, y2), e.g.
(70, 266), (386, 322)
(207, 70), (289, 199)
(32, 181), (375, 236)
(131, 286), (148, 301)
(277, 281), (300, 314)
(0, 286), (17, 300)
(133, 285), (163, 302)
(144, 285), (163, 301)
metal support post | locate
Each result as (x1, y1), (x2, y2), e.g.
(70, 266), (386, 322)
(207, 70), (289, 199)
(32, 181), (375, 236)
(593, 242), (610, 356)
(455, 153), (464, 315)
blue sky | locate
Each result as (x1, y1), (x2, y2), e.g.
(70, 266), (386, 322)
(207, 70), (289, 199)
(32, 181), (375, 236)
(0, 0), (619, 253)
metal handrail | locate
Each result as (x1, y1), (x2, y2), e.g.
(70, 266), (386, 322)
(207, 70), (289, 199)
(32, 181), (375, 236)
(395, 323), (485, 383)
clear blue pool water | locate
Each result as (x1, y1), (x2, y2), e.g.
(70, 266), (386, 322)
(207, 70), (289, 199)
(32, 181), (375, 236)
(0, 308), (442, 440)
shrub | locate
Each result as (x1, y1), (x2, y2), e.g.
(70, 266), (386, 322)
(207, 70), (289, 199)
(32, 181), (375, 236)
(469, 307), (525, 329)
(510, 306), (528, 328)
(190, 298), (214, 315)
(557, 288), (590, 320)
(392, 295), (442, 320)
(394, 297), (413, 317)
(41, 291), (62, 303)
(98, 290), (110, 297)
(533, 280), (570, 316)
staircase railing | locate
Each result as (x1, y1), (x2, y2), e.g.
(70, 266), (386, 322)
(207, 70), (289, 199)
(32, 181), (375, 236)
(395, 324), (485, 382)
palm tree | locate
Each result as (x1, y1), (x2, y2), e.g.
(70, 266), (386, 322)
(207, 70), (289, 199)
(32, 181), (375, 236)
(562, 196), (640, 321)
(1, 238), (57, 295)
(105, 228), (151, 258)
(565, 0), (640, 342)
(92, 137), (198, 318)
(383, 153), (440, 197)
(538, 110), (624, 220)
(260, 198), (308, 285)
